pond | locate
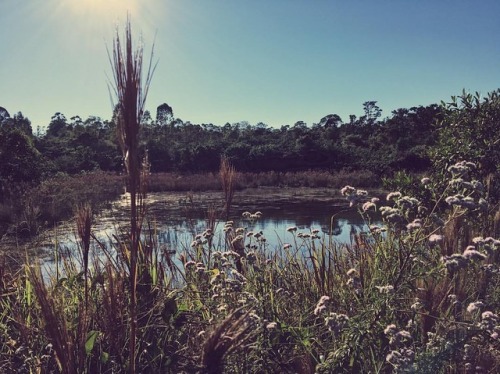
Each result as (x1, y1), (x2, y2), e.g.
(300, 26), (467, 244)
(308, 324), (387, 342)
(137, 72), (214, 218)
(38, 188), (382, 276)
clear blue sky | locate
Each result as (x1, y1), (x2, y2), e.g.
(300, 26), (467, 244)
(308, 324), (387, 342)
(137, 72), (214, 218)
(1, 0), (499, 129)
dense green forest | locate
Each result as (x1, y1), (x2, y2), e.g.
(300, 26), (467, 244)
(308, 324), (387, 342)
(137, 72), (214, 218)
(1, 100), (442, 190)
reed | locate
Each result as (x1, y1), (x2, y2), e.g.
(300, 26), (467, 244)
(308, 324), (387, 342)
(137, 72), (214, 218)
(108, 17), (155, 374)
(220, 157), (237, 220)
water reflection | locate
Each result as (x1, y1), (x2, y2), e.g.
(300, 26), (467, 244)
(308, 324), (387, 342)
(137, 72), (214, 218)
(40, 195), (380, 277)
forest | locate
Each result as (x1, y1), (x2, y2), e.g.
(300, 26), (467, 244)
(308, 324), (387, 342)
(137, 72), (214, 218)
(0, 100), (442, 193)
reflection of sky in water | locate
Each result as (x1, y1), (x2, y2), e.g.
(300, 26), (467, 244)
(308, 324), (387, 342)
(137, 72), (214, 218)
(40, 201), (380, 278)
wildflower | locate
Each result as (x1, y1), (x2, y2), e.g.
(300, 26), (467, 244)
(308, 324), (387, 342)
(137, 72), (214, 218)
(380, 206), (404, 223)
(346, 268), (358, 277)
(449, 177), (465, 187)
(231, 235), (244, 245)
(421, 177), (431, 185)
(386, 348), (415, 371)
(386, 191), (402, 201)
(466, 301), (485, 314)
(472, 236), (485, 244)
(397, 196), (420, 210)
(385, 325), (412, 346)
(231, 268), (246, 282)
(406, 219), (422, 231)
(362, 201), (376, 212)
(445, 195), (462, 205)
(242, 211), (251, 218)
(428, 234), (443, 245)
(246, 231), (254, 237)
(340, 185), (356, 196)
(286, 226), (297, 232)
(314, 295), (330, 315)
(418, 205), (428, 215)
(184, 260), (196, 269)
(324, 312), (349, 334)
(311, 228), (320, 234)
(462, 247), (487, 261)
(376, 285), (395, 294)
(371, 197), (380, 203)
(346, 269), (362, 293)
(447, 294), (460, 306)
(441, 254), (468, 272)
(386, 350), (402, 365)
(448, 161), (475, 176)
(235, 227), (245, 234)
(341, 186), (369, 207)
(483, 237), (496, 246)
(479, 311), (499, 335)
(266, 322), (278, 330)
(283, 243), (292, 250)
(384, 324), (398, 336)
(411, 299), (422, 311)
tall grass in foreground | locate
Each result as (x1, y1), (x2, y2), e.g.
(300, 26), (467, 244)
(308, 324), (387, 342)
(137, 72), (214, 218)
(108, 17), (155, 374)
(0, 160), (499, 372)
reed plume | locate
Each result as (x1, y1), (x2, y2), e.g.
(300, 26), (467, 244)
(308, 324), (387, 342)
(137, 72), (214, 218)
(108, 16), (155, 374)
(220, 157), (236, 221)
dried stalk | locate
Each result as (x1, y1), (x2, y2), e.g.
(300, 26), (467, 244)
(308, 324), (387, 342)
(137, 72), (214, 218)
(220, 157), (236, 221)
(108, 16), (156, 374)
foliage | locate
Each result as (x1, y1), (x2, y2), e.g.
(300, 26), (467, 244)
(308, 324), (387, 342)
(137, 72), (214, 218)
(0, 121), (44, 202)
(433, 90), (500, 177)
(432, 90), (500, 204)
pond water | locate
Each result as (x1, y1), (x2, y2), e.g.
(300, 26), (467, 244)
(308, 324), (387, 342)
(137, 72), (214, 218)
(38, 189), (381, 276)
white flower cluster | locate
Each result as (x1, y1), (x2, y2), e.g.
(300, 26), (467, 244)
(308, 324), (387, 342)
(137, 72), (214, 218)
(340, 185), (369, 207)
(440, 236), (497, 272)
(445, 161), (488, 211)
(384, 324), (415, 371)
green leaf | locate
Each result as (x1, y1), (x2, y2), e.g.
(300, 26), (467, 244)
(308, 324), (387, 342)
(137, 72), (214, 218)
(100, 351), (109, 364)
(85, 330), (100, 355)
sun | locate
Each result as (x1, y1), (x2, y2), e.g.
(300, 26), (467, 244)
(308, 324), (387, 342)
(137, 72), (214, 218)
(66, 0), (139, 18)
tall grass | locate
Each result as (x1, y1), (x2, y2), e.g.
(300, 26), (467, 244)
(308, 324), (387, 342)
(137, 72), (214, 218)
(1, 160), (498, 372)
(220, 157), (236, 220)
(108, 17), (155, 374)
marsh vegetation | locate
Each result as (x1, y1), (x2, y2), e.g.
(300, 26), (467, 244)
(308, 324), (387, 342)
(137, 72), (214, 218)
(1, 21), (500, 374)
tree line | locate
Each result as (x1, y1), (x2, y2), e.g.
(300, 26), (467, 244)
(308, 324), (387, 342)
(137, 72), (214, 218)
(2, 90), (500, 202)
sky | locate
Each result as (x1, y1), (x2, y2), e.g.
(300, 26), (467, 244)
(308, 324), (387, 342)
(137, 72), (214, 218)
(1, 0), (500, 129)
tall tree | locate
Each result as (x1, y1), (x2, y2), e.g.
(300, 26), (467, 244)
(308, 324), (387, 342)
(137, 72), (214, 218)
(156, 102), (173, 125)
